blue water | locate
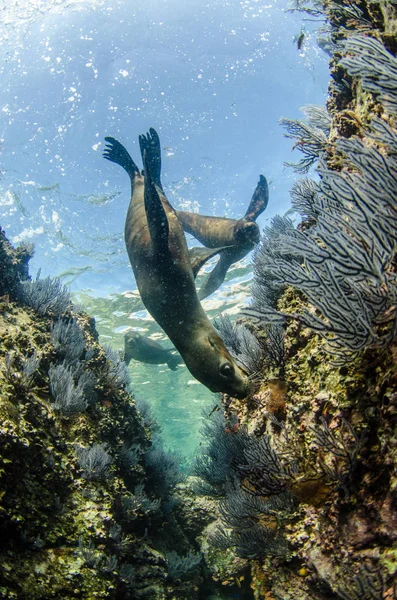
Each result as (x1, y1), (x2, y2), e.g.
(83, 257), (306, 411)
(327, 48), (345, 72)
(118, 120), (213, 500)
(0, 0), (329, 458)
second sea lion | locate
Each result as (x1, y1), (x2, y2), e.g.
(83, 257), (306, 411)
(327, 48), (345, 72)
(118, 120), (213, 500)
(103, 128), (249, 398)
(124, 330), (182, 371)
(176, 175), (269, 299)
(176, 175), (268, 249)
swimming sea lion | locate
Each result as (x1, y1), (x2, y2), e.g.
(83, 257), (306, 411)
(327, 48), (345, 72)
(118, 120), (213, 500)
(103, 128), (249, 398)
(176, 175), (268, 249)
(176, 175), (269, 299)
(124, 330), (182, 371)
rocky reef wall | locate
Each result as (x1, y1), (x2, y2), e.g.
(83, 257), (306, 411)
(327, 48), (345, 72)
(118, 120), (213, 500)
(0, 227), (205, 600)
(192, 2), (397, 598)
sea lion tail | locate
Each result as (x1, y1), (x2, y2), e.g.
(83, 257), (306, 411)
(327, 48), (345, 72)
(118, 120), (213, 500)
(103, 137), (140, 180)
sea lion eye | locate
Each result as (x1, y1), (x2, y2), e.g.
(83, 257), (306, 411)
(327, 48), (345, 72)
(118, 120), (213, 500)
(219, 362), (234, 379)
(208, 337), (216, 349)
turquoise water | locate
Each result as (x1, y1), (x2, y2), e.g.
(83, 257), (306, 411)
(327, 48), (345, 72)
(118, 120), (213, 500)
(0, 0), (329, 458)
(74, 259), (252, 458)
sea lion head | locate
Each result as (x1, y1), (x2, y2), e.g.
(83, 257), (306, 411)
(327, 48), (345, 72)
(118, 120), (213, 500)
(124, 330), (142, 364)
(125, 330), (141, 347)
(233, 219), (260, 247)
(183, 327), (249, 398)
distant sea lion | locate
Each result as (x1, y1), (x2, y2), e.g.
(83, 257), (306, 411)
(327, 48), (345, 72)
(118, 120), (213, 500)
(124, 330), (182, 371)
(176, 175), (269, 299)
(103, 128), (249, 398)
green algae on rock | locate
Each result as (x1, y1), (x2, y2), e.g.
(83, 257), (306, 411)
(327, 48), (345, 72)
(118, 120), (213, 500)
(0, 230), (205, 600)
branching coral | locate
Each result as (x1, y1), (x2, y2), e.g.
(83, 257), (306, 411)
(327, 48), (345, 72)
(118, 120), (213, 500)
(210, 483), (292, 559)
(4, 350), (41, 392)
(287, 0), (324, 17)
(340, 35), (397, 115)
(240, 434), (298, 496)
(103, 343), (131, 389)
(51, 317), (86, 365)
(193, 406), (251, 496)
(195, 407), (297, 559)
(145, 436), (184, 498)
(166, 551), (202, 581)
(327, 1), (372, 31)
(49, 361), (96, 415)
(310, 416), (365, 494)
(75, 443), (113, 480)
(121, 485), (161, 518)
(290, 177), (321, 219)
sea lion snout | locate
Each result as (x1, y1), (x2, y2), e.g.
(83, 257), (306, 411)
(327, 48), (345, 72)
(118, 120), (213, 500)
(217, 359), (249, 399)
(182, 329), (249, 399)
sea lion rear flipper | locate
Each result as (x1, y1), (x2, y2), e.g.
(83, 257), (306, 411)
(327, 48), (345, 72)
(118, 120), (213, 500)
(139, 131), (170, 250)
(103, 137), (140, 180)
(166, 351), (183, 371)
(189, 245), (230, 279)
(198, 254), (231, 300)
(244, 174), (269, 221)
(143, 128), (163, 190)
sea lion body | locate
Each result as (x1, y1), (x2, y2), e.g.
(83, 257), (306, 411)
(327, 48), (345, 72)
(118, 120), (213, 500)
(103, 129), (248, 398)
(176, 212), (260, 248)
(124, 331), (181, 371)
(176, 175), (268, 300)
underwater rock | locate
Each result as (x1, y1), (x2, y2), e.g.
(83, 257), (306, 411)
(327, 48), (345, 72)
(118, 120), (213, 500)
(192, 2), (397, 599)
(0, 231), (204, 600)
(0, 226), (33, 299)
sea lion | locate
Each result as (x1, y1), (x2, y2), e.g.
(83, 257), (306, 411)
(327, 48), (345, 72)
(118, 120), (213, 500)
(176, 175), (269, 299)
(103, 128), (249, 398)
(124, 331), (182, 371)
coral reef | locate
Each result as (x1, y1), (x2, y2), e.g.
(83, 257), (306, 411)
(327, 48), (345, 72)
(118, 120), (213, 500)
(193, 1), (397, 598)
(0, 232), (205, 599)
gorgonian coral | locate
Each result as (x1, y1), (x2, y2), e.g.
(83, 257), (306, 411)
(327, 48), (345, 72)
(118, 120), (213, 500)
(243, 33), (397, 361)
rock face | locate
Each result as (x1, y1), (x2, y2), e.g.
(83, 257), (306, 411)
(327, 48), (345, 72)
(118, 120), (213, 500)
(192, 2), (397, 599)
(2, 3), (397, 599)
(0, 227), (33, 299)
(0, 230), (203, 599)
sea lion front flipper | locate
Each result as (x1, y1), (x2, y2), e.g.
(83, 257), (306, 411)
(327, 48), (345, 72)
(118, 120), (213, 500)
(166, 351), (183, 371)
(198, 253), (231, 300)
(189, 245), (230, 279)
(244, 174), (269, 221)
(139, 131), (170, 251)
(103, 137), (140, 180)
